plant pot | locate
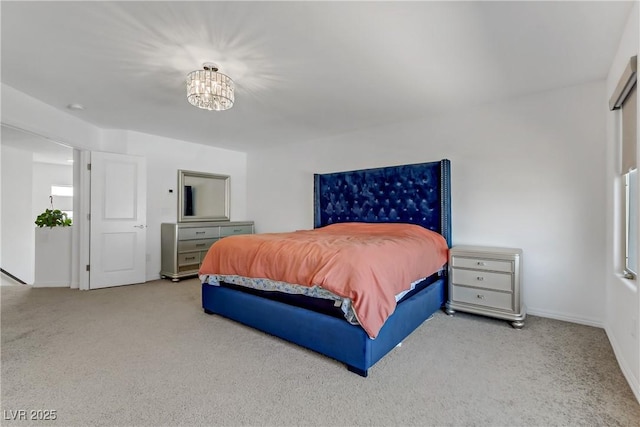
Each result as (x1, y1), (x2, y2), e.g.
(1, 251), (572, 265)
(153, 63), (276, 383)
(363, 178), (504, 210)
(34, 227), (72, 287)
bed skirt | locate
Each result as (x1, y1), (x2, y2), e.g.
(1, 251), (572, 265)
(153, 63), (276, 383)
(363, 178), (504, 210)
(202, 277), (445, 376)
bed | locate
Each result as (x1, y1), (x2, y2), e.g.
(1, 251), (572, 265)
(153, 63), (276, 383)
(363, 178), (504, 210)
(200, 159), (451, 376)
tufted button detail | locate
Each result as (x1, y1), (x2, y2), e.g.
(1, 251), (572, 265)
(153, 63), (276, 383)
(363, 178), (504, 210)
(317, 163), (441, 228)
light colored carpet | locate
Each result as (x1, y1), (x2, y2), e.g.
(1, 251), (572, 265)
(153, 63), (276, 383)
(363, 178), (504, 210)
(1, 278), (638, 427)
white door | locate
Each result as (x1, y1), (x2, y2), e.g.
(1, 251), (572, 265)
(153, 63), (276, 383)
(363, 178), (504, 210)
(89, 151), (146, 289)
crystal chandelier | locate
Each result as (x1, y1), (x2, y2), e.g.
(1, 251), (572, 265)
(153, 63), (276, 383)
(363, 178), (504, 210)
(186, 63), (234, 111)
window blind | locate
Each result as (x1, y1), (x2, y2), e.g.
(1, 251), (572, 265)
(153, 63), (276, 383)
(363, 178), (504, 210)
(622, 86), (637, 173)
(610, 56), (637, 173)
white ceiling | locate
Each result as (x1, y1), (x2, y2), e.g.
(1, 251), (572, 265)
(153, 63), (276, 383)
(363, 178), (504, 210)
(1, 1), (635, 153)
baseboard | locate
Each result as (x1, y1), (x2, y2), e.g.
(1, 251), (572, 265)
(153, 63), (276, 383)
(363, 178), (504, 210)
(605, 324), (640, 404)
(526, 307), (603, 328)
(32, 282), (70, 288)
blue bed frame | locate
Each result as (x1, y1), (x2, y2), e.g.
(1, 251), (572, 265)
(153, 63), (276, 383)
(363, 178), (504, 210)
(202, 159), (451, 376)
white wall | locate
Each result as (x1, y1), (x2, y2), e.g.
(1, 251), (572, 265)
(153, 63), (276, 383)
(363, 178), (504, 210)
(1, 145), (35, 283)
(1, 84), (103, 152)
(110, 130), (248, 281)
(247, 81), (607, 327)
(605, 2), (639, 403)
(32, 163), (73, 221)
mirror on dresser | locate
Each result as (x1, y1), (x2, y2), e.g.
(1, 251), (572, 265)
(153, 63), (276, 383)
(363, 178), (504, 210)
(178, 169), (230, 222)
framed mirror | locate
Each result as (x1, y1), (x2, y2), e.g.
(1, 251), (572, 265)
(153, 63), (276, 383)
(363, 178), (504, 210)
(177, 170), (230, 222)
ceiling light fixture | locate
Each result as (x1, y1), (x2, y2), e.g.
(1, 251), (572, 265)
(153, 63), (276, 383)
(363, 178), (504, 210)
(186, 62), (234, 111)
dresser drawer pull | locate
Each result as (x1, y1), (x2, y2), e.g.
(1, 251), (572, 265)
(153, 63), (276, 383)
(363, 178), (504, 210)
(476, 261), (486, 266)
(233, 229), (243, 232)
(184, 256), (196, 261)
(195, 243), (206, 247)
(195, 231), (206, 235)
(476, 294), (485, 300)
(476, 276), (484, 281)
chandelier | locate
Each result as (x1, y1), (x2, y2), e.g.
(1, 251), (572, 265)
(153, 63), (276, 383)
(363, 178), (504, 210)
(186, 63), (234, 111)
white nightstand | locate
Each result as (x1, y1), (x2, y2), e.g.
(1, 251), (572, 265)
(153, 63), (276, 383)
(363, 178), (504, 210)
(445, 245), (525, 328)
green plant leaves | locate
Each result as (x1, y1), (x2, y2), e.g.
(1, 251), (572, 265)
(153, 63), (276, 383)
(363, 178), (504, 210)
(35, 209), (72, 228)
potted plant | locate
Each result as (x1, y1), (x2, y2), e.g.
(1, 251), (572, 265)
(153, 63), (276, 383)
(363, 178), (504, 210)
(33, 196), (72, 287)
(35, 208), (72, 228)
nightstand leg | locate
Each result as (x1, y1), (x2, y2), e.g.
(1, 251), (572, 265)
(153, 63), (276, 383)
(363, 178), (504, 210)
(511, 320), (524, 329)
(445, 307), (455, 316)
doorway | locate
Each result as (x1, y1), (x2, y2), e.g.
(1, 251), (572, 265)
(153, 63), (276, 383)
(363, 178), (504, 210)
(1, 124), (75, 286)
(1, 125), (148, 290)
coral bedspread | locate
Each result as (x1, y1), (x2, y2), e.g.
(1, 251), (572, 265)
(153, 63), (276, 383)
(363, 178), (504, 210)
(199, 222), (448, 338)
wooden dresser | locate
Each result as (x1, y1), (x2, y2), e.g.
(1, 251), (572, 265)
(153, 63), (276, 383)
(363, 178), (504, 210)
(160, 221), (254, 281)
(445, 245), (525, 328)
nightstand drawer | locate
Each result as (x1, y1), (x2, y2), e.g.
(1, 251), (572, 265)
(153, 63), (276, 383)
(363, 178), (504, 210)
(178, 238), (217, 252)
(451, 286), (513, 311)
(451, 269), (513, 292)
(451, 256), (513, 273)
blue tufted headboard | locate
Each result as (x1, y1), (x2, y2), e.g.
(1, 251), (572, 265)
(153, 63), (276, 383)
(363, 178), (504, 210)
(313, 159), (451, 247)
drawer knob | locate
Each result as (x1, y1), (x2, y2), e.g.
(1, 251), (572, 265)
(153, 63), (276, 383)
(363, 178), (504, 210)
(476, 261), (486, 266)
(185, 256), (196, 261)
(195, 231), (206, 235)
(476, 294), (485, 300)
(476, 276), (484, 281)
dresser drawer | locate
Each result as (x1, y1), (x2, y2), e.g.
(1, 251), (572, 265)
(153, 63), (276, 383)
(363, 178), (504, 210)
(178, 238), (217, 252)
(451, 285), (513, 311)
(178, 252), (200, 266)
(178, 227), (220, 240)
(451, 256), (513, 273)
(451, 268), (513, 292)
(220, 224), (253, 237)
